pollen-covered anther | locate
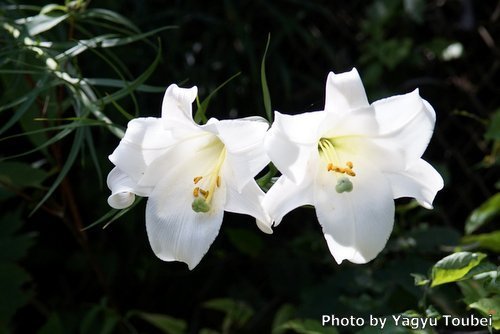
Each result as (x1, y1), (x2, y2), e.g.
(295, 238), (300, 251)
(345, 169), (356, 177)
(199, 189), (209, 199)
(327, 163), (334, 171)
(193, 176), (203, 184)
(193, 187), (200, 197)
(216, 175), (221, 188)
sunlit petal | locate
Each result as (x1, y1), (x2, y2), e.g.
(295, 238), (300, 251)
(214, 117), (270, 191)
(265, 111), (324, 183)
(314, 163), (394, 264)
(325, 68), (369, 114)
(225, 179), (273, 234)
(263, 174), (314, 226)
(385, 159), (444, 209)
(107, 167), (137, 209)
(373, 89), (436, 162)
(161, 84), (199, 136)
(145, 161), (226, 270)
(109, 117), (172, 182)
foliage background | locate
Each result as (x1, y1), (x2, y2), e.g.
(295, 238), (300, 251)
(0, 0), (499, 333)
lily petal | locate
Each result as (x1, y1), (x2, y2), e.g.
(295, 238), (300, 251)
(225, 179), (273, 234)
(385, 159), (444, 209)
(161, 84), (199, 137)
(107, 167), (138, 209)
(373, 89), (436, 162)
(263, 174), (314, 226)
(214, 117), (270, 191)
(145, 160), (226, 270)
(314, 163), (394, 264)
(325, 68), (369, 114)
(265, 111), (324, 183)
(109, 117), (173, 182)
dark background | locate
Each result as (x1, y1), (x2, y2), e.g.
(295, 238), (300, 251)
(1, 0), (499, 333)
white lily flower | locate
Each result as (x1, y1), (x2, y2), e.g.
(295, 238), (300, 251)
(107, 84), (271, 269)
(264, 68), (443, 265)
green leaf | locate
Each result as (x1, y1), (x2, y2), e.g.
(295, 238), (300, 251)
(272, 304), (296, 334)
(30, 126), (84, 215)
(84, 78), (166, 93)
(0, 161), (48, 189)
(410, 273), (430, 286)
(465, 193), (500, 234)
(130, 311), (187, 334)
(278, 319), (338, 334)
(260, 33), (272, 122)
(80, 8), (141, 33)
(100, 41), (162, 105)
(469, 297), (500, 330)
(203, 298), (254, 328)
(431, 252), (487, 287)
(194, 72), (241, 124)
(462, 231), (500, 253)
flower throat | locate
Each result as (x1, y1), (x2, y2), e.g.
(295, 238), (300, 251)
(318, 138), (356, 193)
(191, 146), (226, 213)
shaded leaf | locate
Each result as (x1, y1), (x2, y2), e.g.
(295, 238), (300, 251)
(130, 311), (187, 334)
(203, 298), (254, 328)
(465, 193), (500, 234)
(469, 297), (500, 330)
(0, 161), (48, 189)
(226, 228), (263, 258)
(278, 319), (338, 334)
(462, 231), (500, 253)
(260, 33), (272, 122)
(485, 109), (500, 140)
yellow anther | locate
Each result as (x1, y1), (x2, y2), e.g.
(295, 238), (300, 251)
(193, 176), (203, 184)
(346, 161), (353, 169)
(200, 189), (209, 199)
(216, 175), (221, 188)
(193, 187), (200, 197)
(327, 163), (334, 171)
(346, 169), (356, 177)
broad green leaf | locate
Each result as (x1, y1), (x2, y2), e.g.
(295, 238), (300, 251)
(260, 33), (272, 122)
(226, 228), (263, 258)
(465, 193), (500, 234)
(130, 311), (187, 334)
(278, 319), (338, 334)
(431, 252), (487, 287)
(462, 231), (500, 253)
(0, 161), (48, 189)
(16, 13), (69, 36)
(469, 297), (500, 330)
